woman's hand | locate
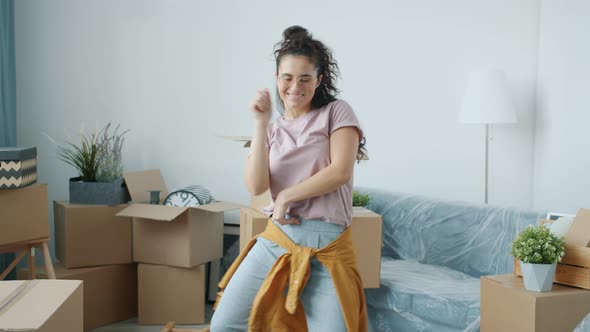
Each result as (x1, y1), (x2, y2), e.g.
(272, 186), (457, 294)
(250, 89), (272, 124)
(272, 191), (300, 225)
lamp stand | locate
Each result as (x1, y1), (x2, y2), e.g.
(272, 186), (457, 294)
(484, 124), (489, 204)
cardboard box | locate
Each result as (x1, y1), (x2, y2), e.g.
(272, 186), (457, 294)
(16, 263), (137, 331)
(54, 201), (132, 268)
(481, 274), (590, 332)
(513, 213), (590, 289)
(251, 190), (270, 213)
(350, 206), (383, 288)
(117, 170), (240, 268)
(0, 183), (49, 245)
(138, 263), (205, 325)
(239, 208), (269, 252)
(0, 279), (83, 331)
(239, 206), (382, 288)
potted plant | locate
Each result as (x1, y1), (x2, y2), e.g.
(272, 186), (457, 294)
(352, 190), (371, 207)
(56, 123), (131, 205)
(511, 224), (565, 292)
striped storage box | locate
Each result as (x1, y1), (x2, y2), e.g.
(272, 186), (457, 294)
(0, 147), (38, 189)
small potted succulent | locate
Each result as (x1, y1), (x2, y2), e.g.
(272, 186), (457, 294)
(56, 123), (131, 205)
(511, 224), (565, 292)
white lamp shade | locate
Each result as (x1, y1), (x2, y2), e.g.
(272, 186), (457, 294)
(459, 69), (518, 124)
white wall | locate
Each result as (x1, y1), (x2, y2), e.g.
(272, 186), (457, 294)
(533, 0), (590, 213)
(14, 1), (540, 259)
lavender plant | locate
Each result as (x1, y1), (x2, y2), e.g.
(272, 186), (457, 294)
(95, 123), (129, 183)
(511, 224), (565, 264)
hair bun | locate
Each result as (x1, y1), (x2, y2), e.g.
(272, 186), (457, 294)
(283, 25), (311, 41)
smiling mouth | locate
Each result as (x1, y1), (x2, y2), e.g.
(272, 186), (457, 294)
(287, 92), (304, 97)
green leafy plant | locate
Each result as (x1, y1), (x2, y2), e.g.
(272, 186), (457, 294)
(511, 225), (565, 264)
(57, 130), (101, 182)
(352, 190), (370, 207)
(54, 123), (129, 183)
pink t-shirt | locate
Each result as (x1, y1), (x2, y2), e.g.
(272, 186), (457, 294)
(261, 100), (363, 228)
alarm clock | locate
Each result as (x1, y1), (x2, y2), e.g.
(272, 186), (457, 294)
(163, 185), (215, 207)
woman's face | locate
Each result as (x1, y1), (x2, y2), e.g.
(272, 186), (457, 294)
(276, 55), (322, 112)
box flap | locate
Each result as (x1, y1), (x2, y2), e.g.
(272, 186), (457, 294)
(0, 280), (81, 330)
(241, 206), (268, 219)
(123, 170), (168, 204)
(223, 136), (252, 148)
(566, 208), (590, 247)
(117, 203), (188, 221)
(193, 201), (245, 213)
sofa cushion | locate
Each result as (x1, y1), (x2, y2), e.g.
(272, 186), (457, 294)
(366, 258), (481, 332)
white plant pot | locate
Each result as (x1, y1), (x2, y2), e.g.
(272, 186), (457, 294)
(519, 261), (557, 292)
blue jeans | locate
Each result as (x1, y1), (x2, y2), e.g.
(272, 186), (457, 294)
(210, 219), (347, 332)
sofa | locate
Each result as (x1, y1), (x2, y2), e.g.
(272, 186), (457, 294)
(359, 188), (546, 332)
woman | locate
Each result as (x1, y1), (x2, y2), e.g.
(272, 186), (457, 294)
(210, 25), (367, 332)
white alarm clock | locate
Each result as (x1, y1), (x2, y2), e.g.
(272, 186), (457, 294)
(163, 185), (214, 207)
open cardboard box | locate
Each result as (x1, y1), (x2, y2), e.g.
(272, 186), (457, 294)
(117, 170), (241, 268)
(514, 208), (590, 289)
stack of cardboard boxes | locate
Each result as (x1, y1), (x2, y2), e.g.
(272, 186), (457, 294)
(1, 147), (84, 331)
(117, 170), (240, 325)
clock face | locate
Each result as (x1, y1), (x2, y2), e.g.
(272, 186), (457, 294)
(164, 191), (201, 207)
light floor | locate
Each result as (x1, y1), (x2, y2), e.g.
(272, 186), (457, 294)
(90, 303), (213, 332)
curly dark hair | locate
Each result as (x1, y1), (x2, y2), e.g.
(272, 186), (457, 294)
(274, 25), (367, 161)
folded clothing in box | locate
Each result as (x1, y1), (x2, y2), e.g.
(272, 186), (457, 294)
(0, 147), (37, 189)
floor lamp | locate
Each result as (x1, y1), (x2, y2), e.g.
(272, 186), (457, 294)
(459, 69), (518, 204)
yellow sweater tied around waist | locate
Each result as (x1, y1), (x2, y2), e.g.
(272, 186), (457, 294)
(214, 219), (368, 332)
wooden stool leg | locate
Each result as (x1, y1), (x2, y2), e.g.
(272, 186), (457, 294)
(41, 242), (56, 279)
(29, 245), (35, 279)
(0, 250), (27, 280)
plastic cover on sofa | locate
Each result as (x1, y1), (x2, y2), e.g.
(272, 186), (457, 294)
(359, 188), (546, 332)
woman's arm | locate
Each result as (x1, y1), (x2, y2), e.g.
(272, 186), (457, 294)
(244, 89), (271, 195)
(245, 122), (270, 195)
(273, 126), (360, 224)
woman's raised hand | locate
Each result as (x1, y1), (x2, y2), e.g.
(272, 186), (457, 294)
(250, 89), (272, 124)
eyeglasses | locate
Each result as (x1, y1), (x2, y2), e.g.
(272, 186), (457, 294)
(277, 74), (317, 87)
